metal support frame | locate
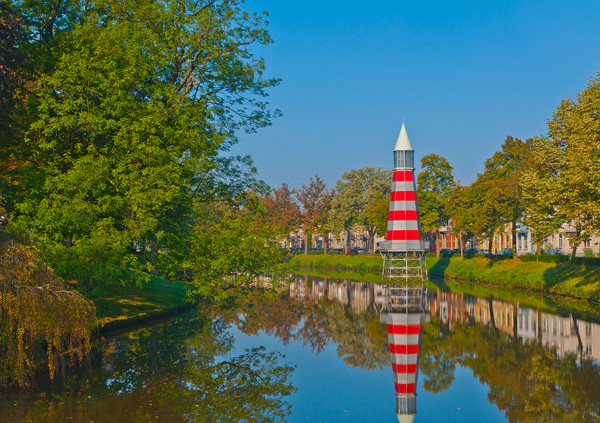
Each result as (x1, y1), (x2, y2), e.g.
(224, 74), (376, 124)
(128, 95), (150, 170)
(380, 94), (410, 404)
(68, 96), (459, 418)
(382, 284), (428, 312)
(380, 250), (428, 281)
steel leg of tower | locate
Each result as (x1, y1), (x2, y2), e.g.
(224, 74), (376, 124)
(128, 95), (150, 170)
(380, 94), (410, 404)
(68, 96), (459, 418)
(380, 251), (428, 281)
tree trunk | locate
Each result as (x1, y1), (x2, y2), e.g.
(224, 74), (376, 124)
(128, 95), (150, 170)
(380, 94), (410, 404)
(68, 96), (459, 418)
(488, 297), (496, 329)
(570, 231), (579, 261)
(513, 303), (518, 340)
(536, 243), (541, 261)
(323, 233), (328, 255)
(488, 234), (494, 256)
(368, 228), (376, 255)
(436, 231), (441, 258)
(537, 310), (543, 345)
(571, 314), (584, 359)
(459, 233), (464, 257)
(512, 219), (518, 258)
(304, 232), (310, 255)
(345, 231), (351, 253)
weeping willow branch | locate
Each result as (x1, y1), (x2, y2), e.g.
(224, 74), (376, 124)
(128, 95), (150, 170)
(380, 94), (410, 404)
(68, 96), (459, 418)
(0, 234), (97, 389)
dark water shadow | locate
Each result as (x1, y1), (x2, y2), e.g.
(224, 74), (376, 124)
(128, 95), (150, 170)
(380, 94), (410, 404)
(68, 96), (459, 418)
(428, 277), (452, 292)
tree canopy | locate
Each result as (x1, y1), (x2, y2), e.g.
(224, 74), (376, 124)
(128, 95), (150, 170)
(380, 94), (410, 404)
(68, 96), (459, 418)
(262, 183), (301, 239)
(0, 0), (281, 291)
(522, 72), (600, 258)
(329, 167), (391, 254)
(417, 154), (456, 256)
(297, 175), (333, 253)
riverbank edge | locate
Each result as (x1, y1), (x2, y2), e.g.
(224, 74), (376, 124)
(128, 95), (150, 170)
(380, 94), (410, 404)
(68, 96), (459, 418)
(288, 253), (600, 303)
(97, 301), (194, 337)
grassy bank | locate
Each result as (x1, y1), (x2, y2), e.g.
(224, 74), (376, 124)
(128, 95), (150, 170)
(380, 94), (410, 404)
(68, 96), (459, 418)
(93, 276), (190, 327)
(289, 253), (600, 302)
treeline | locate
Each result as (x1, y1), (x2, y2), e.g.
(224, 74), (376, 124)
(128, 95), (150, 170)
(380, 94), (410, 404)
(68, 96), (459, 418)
(273, 72), (600, 261)
(419, 72), (600, 260)
(261, 168), (391, 255)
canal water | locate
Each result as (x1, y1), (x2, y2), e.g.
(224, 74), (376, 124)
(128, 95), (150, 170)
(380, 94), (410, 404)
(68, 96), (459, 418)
(1, 274), (599, 422)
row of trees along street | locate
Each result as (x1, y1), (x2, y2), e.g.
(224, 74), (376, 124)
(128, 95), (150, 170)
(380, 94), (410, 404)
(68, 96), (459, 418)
(262, 168), (391, 255)
(265, 72), (600, 262)
(424, 72), (600, 262)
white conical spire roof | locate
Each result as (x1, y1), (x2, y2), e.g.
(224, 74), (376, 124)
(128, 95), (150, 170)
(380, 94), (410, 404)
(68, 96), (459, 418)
(398, 415), (415, 423)
(394, 123), (413, 151)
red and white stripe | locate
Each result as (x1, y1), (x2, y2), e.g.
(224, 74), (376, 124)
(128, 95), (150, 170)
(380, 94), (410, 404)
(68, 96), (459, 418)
(387, 312), (423, 395)
(385, 170), (424, 251)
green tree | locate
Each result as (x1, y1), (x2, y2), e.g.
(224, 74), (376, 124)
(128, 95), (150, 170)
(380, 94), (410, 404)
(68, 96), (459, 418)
(329, 167), (391, 254)
(262, 183), (301, 243)
(417, 154), (456, 257)
(448, 184), (476, 256)
(182, 198), (286, 301)
(297, 175), (333, 254)
(463, 175), (505, 255)
(478, 136), (533, 256)
(0, 2), (27, 136)
(522, 72), (600, 260)
(364, 195), (389, 245)
(3, 0), (280, 291)
(520, 142), (563, 260)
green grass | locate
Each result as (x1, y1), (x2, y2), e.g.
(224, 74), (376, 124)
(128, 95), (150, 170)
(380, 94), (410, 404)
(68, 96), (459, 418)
(289, 253), (600, 303)
(288, 253), (383, 272)
(92, 276), (190, 325)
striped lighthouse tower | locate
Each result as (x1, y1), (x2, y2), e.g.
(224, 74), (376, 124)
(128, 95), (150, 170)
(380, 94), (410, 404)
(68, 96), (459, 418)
(382, 284), (427, 423)
(381, 124), (428, 280)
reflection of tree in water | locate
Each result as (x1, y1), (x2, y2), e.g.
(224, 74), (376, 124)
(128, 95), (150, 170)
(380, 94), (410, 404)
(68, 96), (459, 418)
(213, 288), (390, 370)
(420, 315), (600, 423)
(324, 301), (389, 370)
(419, 319), (455, 393)
(207, 289), (332, 353)
(213, 284), (600, 422)
(2, 309), (295, 423)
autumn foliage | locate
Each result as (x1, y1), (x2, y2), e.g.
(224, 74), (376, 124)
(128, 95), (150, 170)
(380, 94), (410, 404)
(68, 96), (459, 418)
(0, 230), (96, 388)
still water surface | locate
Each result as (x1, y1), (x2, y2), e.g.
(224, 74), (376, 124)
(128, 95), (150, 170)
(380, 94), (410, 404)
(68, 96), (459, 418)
(2, 274), (599, 422)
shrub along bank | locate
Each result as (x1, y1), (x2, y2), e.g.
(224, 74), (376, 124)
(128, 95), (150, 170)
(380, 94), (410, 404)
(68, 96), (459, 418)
(288, 254), (600, 302)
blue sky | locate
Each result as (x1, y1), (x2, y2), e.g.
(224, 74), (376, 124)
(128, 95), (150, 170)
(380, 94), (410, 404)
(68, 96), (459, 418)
(233, 0), (600, 190)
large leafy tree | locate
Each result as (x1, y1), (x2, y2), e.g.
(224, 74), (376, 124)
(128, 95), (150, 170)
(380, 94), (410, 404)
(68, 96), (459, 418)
(447, 184), (476, 256)
(181, 198), (286, 301)
(297, 175), (333, 254)
(477, 136), (533, 256)
(262, 183), (301, 245)
(0, 2), (27, 136)
(522, 72), (600, 259)
(520, 139), (563, 259)
(417, 154), (456, 257)
(329, 167), (391, 254)
(364, 195), (389, 245)
(1, 0), (280, 291)
(465, 176), (505, 254)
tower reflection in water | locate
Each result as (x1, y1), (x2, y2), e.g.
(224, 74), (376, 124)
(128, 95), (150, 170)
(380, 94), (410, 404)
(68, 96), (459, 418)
(380, 284), (427, 423)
